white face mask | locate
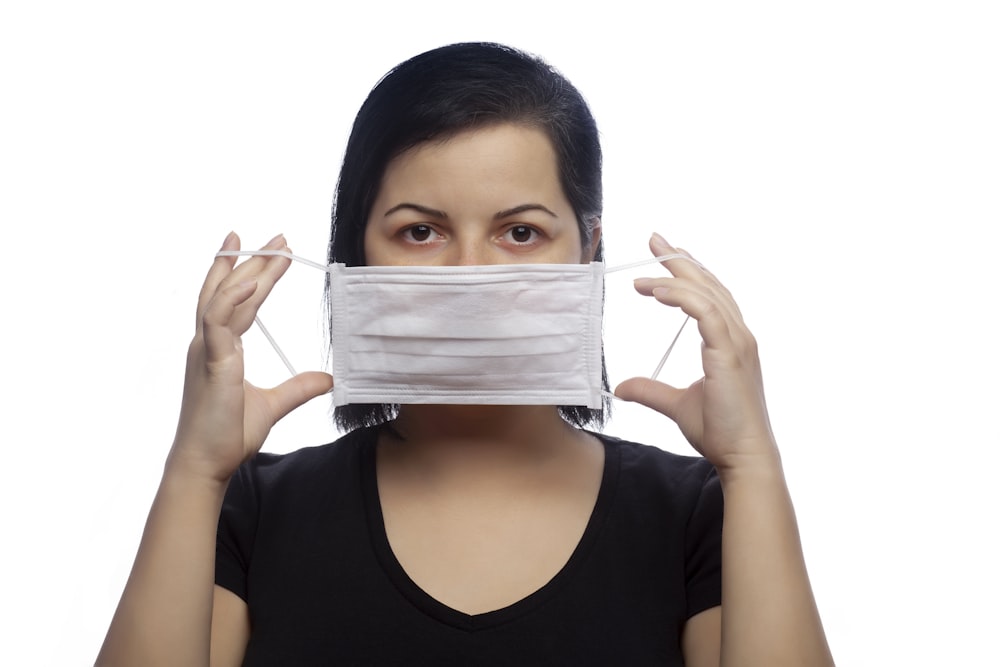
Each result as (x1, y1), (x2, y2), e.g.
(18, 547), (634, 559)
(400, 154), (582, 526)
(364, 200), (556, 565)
(217, 250), (696, 409)
(328, 262), (604, 408)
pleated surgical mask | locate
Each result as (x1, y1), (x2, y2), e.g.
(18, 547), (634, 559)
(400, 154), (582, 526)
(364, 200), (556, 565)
(217, 249), (698, 409)
(328, 262), (604, 408)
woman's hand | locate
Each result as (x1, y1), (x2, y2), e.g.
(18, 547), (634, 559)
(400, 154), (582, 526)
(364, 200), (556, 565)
(168, 232), (333, 483)
(615, 233), (778, 473)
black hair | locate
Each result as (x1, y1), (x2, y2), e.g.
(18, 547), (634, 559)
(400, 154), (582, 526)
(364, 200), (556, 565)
(326, 42), (609, 431)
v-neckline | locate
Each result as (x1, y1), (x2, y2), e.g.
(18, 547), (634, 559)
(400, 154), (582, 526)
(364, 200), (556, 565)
(360, 430), (619, 632)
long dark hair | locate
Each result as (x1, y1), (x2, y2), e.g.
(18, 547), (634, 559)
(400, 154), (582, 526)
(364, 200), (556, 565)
(326, 42), (609, 431)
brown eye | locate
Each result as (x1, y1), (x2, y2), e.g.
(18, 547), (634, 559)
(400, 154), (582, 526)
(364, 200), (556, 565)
(405, 225), (434, 243)
(509, 225), (536, 244)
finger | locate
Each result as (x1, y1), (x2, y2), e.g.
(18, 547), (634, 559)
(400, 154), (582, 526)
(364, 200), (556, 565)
(633, 275), (717, 300)
(197, 232), (240, 329)
(648, 284), (738, 358)
(197, 232), (285, 332)
(649, 233), (706, 281)
(669, 245), (723, 287)
(264, 372), (335, 423)
(642, 235), (746, 327)
(219, 243), (295, 334)
(205, 234), (293, 336)
(633, 274), (745, 332)
(215, 233), (289, 295)
(649, 234), (740, 313)
(614, 376), (690, 425)
(201, 278), (259, 364)
(673, 246), (742, 317)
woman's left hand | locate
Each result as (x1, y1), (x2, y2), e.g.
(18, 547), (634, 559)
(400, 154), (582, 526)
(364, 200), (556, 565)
(614, 233), (779, 473)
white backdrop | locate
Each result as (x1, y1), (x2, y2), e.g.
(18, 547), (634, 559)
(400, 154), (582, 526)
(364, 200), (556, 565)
(2, 1), (998, 664)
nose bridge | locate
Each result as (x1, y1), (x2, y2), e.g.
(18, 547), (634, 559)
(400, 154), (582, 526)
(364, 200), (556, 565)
(452, 230), (492, 266)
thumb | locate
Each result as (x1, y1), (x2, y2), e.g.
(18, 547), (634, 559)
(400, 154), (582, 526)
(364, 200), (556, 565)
(266, 371), (335, 423)
(614, 377), (686, 424)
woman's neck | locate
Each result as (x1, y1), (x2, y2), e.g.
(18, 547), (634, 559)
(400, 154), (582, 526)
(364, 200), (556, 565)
(388, 404), (585, 458)
(380, 404), (600, 487)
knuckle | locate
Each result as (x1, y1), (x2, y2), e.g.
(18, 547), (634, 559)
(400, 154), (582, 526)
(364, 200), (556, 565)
(698, 300), (722, 321)
(736, 330), (759, 358)
(186, 337), (203, 360)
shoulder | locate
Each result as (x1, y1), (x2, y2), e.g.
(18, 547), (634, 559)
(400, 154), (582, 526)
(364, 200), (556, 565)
(229, 426), (378, 496)
(596, 432), (717, 491)
(592, 431), (722, 536)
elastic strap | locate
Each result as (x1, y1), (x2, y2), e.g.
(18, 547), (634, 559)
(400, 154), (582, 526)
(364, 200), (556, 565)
(217, 250), (705, 274)
(604, 253), (706, 273)
(215, 249), (697, 388)
(604, 252), (698, 393)
(254, 315), (297, 376)
(217, 249), (330, 272)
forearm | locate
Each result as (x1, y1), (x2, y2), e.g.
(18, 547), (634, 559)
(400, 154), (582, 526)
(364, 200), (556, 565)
(96, 459), (228, 667)
(718, 455), (834, 667)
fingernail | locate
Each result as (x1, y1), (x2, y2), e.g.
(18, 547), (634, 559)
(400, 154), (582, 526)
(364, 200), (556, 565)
(265, 233), (285, 248)
(220, 231), (236, 249)
(633, 277), (653, 289)
(650, 232), (669, 251)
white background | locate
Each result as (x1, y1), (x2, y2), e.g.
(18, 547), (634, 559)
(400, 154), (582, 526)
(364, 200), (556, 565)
(2, 1), (998, 664)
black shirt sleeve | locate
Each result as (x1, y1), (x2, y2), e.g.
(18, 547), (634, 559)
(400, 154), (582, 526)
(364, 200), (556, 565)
(683, 466), (724, 618)
(216, 458), (264, 603)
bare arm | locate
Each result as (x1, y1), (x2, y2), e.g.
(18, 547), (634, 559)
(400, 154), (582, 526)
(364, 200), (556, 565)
(211, 586), (252, 667)
(96, 466), (232, 666)
(96, 233), (331, 666)
(620, 233), (834, 667)
(681, 461), (831, 666)
(716, 458), (831, 665)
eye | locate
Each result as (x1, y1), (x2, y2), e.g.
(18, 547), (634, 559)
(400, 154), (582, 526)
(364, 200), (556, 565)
(401, 224), (442, 244)
(504, 225), (541, 245)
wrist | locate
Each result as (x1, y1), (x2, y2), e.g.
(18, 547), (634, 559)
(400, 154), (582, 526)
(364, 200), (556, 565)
(712, 444), (785, 487)
(163, 446), (237, 492)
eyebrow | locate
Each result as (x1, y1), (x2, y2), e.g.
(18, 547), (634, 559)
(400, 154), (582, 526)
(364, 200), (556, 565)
(383, 202), (447, 218)
(382, 202), (558, 219)
(494, 203), (558, 219)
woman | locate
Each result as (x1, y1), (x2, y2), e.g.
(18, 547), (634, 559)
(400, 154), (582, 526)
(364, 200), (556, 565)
(98, 43), (834, 666)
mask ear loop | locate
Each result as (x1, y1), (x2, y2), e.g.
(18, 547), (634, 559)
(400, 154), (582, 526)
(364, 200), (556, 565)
(649, 315), (689, 381)
(602, 253), (702, 401)
(599, 313), (689, 403)
(253, 316), (297, 376)
(216, 249), (701, 392)
(216, 249), (330, 272)
(603, 253), (703, 274)
(216, 249), (331, 377)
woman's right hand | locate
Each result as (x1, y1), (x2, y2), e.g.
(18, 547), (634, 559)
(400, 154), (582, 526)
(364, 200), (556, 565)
(168, 232), (334, 483)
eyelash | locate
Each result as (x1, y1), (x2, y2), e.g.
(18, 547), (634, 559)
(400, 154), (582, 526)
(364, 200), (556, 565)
(502, 225), (542, 246)
(400, 224), (441, 245)
(397, 224), (545, 247)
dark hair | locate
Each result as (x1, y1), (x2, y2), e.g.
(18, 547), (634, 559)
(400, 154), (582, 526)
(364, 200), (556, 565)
(326, 42), (609, 431)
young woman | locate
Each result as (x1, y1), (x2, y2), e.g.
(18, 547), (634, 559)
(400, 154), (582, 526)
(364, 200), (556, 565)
(98, 43), (834, 666)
